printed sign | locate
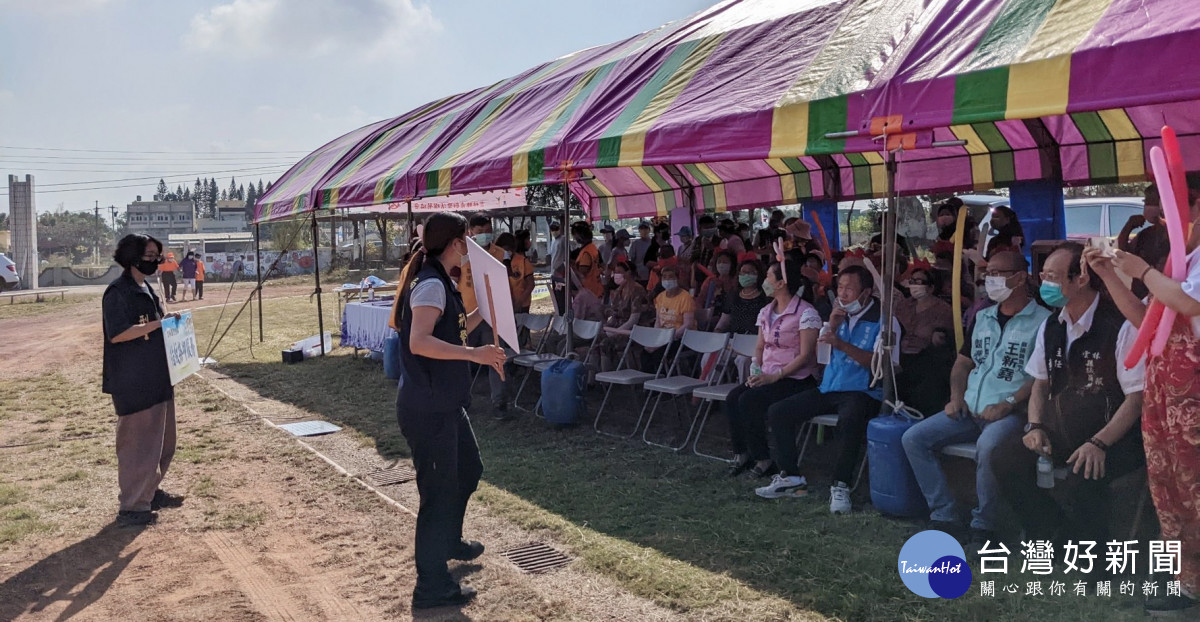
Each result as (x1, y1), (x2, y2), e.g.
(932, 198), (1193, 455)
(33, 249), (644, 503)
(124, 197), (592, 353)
(163, 310), (201, 385)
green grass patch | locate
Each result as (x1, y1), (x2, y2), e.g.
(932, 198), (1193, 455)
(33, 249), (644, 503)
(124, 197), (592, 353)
(0, 484), (26, 507)
(0, 506), (51, 545)
(55, 469), (88, 483)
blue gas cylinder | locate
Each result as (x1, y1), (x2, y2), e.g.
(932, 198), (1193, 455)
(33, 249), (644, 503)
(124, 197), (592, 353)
(540, 359), (586, 425)
(867, 413), (929, 518)
(383, 332), (402, 380)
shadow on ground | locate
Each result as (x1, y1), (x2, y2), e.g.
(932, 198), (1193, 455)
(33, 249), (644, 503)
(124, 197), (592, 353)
(0, 523), (142, 622)
(219, 353), (1149, 621)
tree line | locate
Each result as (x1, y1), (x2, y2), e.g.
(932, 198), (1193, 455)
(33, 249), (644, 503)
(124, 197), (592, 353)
(154, 177), (273, 219)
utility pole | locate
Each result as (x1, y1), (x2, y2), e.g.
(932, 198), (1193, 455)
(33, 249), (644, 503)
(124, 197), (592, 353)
(94, 201), (100, 265)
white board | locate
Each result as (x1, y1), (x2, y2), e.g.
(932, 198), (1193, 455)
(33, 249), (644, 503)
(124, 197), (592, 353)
(162, 310), (201, 385)
(465, 237), (521, 352)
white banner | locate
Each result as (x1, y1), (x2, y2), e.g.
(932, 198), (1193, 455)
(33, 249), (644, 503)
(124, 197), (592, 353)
(356, 188), (527, 215)
(163, 310), (201, 385)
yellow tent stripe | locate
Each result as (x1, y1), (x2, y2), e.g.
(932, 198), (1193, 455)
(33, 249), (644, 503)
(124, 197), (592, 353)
(631, 167), (668, 216)
(769, 101), (809, 159)
(1006, 56), (1071, 120)
(372, 123), (444, 203)
(951, 125), (993, 190)
(512, 68), (600, 187)
(862, 152), (887, 197)
(1017, 0), (1112, 63)
(437, 168), (451, 196)
(617, 34), (724, 167)
(766, 159), (797, 202)
(694, 163), (726, 212)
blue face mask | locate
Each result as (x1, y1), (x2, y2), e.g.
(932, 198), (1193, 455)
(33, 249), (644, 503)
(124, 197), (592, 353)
(473, 233), (493, 247)
(1039, 280), (1066, 307)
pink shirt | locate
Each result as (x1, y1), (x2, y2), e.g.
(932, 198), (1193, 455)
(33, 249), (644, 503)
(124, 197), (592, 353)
(756, 296), (823, 380)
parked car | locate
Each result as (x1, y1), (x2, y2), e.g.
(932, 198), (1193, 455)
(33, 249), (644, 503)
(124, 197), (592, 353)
(968, 194), (1146, 249)
(0, 253), (19, 291)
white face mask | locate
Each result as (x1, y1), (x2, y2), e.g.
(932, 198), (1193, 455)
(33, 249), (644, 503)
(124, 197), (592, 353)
(839, 295), (864, 315)
(985, 275), (1013, 303)
(662, 279), (678, 291)
(908, 284), (930, 300)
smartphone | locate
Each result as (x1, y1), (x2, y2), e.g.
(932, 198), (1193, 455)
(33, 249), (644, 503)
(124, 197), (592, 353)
(1089, 236), (1116, 258)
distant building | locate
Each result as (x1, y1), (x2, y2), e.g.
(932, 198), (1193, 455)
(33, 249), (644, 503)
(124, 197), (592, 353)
(194, 200), (249, 233)
(126, 198), (195, 237)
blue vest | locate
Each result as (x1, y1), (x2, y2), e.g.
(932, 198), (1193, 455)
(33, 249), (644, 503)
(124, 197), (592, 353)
(819, 300), (885, 399)
(964, 299), (1050, 415)
(396, 261), (471, 413)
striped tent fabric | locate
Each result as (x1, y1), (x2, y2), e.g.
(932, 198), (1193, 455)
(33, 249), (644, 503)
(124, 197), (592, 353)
(254, 0), (1200, 223)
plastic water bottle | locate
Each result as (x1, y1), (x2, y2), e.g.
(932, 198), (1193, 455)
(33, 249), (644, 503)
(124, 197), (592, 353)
(817, 321), (832, 365)
(1036, 455), (1055, 489)
(750, 362), (762, 377)
(368, 286), (376, 301)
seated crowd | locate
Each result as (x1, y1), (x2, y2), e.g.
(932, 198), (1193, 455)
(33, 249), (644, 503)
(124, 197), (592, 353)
(445, 184), (1198, 613)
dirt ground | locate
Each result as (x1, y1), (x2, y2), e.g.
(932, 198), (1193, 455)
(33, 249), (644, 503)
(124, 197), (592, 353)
(0, 290), (701, 621)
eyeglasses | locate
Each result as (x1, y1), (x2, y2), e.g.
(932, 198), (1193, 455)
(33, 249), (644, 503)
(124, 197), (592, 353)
(984, 269), (1018, 278)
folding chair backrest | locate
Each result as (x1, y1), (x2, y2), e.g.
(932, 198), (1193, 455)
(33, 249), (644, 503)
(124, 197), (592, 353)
(680, 330), (730, 355)
(515, 312), (529, 328)
(694, 307), (713, 331)
(550, 316), (567, 335)
(572, 319), (602, 340)
(630, 325), (675, 349)
(523, 314), (553, 332)
(731, 333), (759, 358)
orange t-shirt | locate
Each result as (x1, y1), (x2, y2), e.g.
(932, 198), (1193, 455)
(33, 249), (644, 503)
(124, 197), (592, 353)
(195, 260), (206, 281)
(458, 244), (507, 313)
(508, 253), (535, 309)
(159, 260), (179, 274)
(575, 243), (604, 298)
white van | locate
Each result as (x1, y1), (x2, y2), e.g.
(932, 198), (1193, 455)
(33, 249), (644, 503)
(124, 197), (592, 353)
(0, 253), (19, 291)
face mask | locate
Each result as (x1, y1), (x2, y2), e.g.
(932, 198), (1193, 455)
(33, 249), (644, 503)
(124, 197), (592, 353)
(738, 274), (757, 288)
(503, 251), (512, 260)
(761, 279), (776, 297)
(612, 273), (626, 286)
(136, 260), (160, 276)
(908, 284), (930, 300)
(985, 275), (1013, 303)
(473, 233), (493, 247)
(716, 263), (731, 276)
(701, 228), (717, 237)
(1039, 280), (1066, 307)
(840, 295), (864, 315)
(662, 279), (678, 291)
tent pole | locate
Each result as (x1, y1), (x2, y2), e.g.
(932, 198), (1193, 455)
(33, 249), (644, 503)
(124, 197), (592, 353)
(311, 214), (326, 356)
(562, 180), (573, 353)
(406, 199), (414, 248)
(879, 150), (899, 411)
(255, 222), (264, 342)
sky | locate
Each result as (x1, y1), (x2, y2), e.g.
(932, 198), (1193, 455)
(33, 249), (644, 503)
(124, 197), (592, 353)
(0, 0), (712, 216)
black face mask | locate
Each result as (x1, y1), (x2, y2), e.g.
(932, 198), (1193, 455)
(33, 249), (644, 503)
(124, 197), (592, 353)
(136, 260), (160, 276)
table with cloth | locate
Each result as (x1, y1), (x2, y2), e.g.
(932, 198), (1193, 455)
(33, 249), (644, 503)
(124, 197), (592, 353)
(340, 299), (396, 353)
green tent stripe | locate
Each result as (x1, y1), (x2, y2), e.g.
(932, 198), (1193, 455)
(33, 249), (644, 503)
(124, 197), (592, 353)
(1086, 142), (1119, 183)
(380, 115), (458, 201)
(952, 67), (1010, 124)
(972, 123), (1011, 153)
(991, 152), (1017, 184)
(534, 63), (617, 154)
(794, 171), (812, 199)
(642, 167), (678, 211)
(596, 37), (709, 167)
(423, 171), (439, 197)
(844, 152), (868, 167)
(781, 157), (808, 174)
(851, 163), (873, 196)
(804, 95), (848, 155)
(526, 148), (546, 185)
(968, 0), (1059, 69)
(682, 163), (717, 212)
(1071, 111), (1115, 143)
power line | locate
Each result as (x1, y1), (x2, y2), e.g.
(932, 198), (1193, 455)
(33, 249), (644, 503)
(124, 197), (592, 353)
(0, 166), (294, 174)
(0, 145), (312, 155)
(0, 154), (299, 163)
(0, 171), (286, 195)
(32, 165), (292, 188)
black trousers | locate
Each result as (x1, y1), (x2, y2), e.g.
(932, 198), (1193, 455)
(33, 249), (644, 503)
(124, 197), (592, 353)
(397, 407), (483, 594)
(724, 377), (816, 460)
(993, 433), (1144, 545)
(160, 273), (177, 299)
(767, 389), (880, 484)
(195, 280), (203, 299)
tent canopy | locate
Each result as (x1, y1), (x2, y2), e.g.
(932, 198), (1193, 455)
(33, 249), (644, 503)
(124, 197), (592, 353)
(254, 0), (1200, 224)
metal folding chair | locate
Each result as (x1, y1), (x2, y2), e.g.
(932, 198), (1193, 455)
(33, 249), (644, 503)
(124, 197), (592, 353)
(641, 330), (731, 450)
(592, 325), (675, 438)
(690, 333), (760, 461)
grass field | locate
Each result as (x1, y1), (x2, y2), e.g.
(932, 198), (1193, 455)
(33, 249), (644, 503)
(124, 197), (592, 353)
(189, 296), (1154, 621)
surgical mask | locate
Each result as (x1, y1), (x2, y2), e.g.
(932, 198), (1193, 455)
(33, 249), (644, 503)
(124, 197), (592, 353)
(716, 263), (731, 276)
(1039, 280), (1066, 307)
(908, 284), (930, 300)
(985, 275), (1013, 303)
(613, 273), (626, 286)
(473, 233), (493, 247)
(840, 296), (864, 315)
(503, 251), (512, 260)
(662, 279), (678, 291)
(761, 279), (776, 297)
(738, 274), (757, 288)
(136, 260), (160, 276)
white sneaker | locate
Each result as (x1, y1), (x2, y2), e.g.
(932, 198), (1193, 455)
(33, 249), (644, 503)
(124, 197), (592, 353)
(755, 474), (808, 499)
(829, 481), (852, 514)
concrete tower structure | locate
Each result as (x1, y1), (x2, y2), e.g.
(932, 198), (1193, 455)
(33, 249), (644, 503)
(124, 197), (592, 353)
(8, 175), (38, 289)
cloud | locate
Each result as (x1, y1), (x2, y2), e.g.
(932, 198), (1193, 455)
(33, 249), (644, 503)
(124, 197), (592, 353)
(0, 0), (118, 16)
(183, 0), (440, 60)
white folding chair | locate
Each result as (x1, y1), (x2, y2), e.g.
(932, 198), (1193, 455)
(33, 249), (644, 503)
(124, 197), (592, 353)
(796, 414), (868, 491)
(690, 333), (759, 461)
(530, 319), (604, 418)
(641, 330), (731, 450)
(512, 316), (565, 407)
(592, 325), (675, 438)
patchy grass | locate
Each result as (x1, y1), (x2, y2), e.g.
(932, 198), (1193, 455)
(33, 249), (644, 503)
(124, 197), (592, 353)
(203, 503), (266, 531)
(0, 484), (26, 507)
(0, 294), (99, 320)
(0, 507), (51, 545)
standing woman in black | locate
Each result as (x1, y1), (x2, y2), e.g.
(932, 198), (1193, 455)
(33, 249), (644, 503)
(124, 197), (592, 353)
(394, 212), (506, 610)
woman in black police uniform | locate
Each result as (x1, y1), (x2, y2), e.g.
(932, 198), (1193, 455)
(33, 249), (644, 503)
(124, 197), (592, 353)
(394, 212), (506, 609)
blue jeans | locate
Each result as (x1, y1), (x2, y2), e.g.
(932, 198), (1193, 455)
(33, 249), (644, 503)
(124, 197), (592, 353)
(901, 411), (1024, 531)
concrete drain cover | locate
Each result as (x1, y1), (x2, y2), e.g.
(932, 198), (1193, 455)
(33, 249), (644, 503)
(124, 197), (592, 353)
(277, 420), (342, 437)
(499, 542), (572, 574)
(363, 466), (416, 486)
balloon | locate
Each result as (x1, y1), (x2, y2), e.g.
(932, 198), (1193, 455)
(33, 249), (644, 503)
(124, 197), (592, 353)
(1149, 147), (1188, 356)
(951, 207), (968, 351)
